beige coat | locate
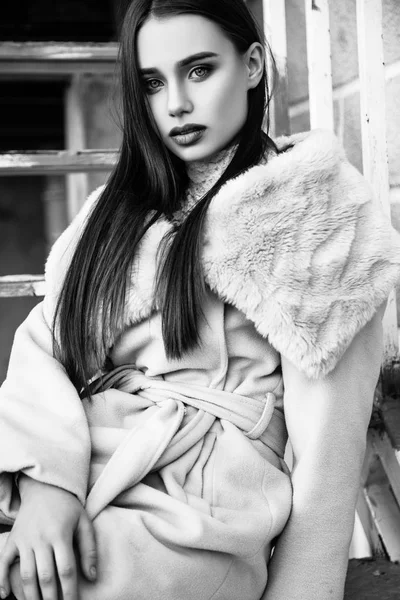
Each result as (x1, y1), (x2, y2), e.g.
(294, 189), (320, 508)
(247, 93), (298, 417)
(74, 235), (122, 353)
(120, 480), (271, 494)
(1, 129), (400, 600)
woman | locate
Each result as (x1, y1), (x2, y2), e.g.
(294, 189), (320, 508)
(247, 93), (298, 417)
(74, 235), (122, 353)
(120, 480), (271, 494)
(0, 1), (400, 599)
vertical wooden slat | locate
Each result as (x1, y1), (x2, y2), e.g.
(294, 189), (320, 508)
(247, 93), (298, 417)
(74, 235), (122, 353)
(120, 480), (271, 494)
(262, 0), (290, 137)
(356, 0), (399, 360)
(357, 0), (389, 213)
(304, 0), (334, 131)
(65, 74), (89, 221)
(43, 176), (68, 251)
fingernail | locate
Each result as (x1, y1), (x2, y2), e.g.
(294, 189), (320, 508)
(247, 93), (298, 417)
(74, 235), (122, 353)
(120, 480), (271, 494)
(90, 566), (97, 579)
(0, 587), (8, 599)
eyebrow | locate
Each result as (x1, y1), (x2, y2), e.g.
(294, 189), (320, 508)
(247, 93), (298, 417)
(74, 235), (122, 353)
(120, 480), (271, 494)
(139, 52), (220, 76)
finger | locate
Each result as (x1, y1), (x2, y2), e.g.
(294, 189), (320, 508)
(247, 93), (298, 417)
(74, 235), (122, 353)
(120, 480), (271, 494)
(0, 539), (18, 598)
(10, 560), (27, 600)
(53, 541), (78, 600)
(34, 545), (58, 600)
(18, 548), (40, 600)
(75, 515), (97, 582)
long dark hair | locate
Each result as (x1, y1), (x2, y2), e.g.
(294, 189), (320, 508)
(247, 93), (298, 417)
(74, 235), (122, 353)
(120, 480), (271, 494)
(53, 0), (278, 397)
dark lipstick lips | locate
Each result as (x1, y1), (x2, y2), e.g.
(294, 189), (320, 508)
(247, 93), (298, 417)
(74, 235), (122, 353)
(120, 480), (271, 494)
(169, 124), (205, 137)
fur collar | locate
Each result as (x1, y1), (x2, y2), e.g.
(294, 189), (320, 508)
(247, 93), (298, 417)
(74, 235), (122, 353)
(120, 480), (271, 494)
(45, 129), (400, 379)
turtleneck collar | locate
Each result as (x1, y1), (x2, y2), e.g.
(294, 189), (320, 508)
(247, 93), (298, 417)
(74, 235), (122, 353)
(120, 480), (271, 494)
(185, 142), (238, 194)
(170, 142), (238, 225)
(171, 137), (273, 225)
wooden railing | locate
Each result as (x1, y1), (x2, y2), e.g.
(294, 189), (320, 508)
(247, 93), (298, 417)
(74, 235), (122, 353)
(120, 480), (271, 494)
(0, 150), (118, 176)
(0, 42), (119, 75)
(0, 41), (119, 297)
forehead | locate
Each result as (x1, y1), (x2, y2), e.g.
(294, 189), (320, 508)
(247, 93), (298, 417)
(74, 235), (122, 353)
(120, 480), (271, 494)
(137, 14), (234, 69)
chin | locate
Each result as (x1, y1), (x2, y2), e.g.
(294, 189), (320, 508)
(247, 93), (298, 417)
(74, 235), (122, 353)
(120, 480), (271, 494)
(168, 146), (205, 162)
(182, 149), (215, 162)
(175, 143), (226, 163)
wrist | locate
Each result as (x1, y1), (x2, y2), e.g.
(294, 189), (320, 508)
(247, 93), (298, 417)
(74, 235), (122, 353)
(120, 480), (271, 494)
(18, 473), (55, 499)
(17, 473), (81, 508)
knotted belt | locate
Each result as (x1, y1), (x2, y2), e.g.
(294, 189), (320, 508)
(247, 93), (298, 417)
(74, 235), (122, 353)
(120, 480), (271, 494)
(84, 366), (288, 520)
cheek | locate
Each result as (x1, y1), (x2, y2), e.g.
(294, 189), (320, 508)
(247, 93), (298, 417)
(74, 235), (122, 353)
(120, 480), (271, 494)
(203, 74), (247, 123)
(147, 96), (166, 132)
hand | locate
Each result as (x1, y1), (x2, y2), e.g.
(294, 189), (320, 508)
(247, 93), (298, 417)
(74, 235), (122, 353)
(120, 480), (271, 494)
(0, 475), (97, 600)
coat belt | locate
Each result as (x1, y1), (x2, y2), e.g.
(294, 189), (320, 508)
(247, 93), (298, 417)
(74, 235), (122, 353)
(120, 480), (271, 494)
(85, 366), (288, 520)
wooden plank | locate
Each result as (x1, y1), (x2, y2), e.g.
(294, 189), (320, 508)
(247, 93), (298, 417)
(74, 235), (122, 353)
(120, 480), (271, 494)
(356, 0), (390, 213)
(360, 433), (376, 487)
(380, 397), (400, 450)
(363, 441), (400, 562)
(365, 482), (400, 562)
(355, 437), (383, 557)
(262, 0), (290, 136)
(43, 177), (68, 250)
(65, 74), (89, 220)
(0, 43), (119, 75)
(0, 150), (118, 175)
(356, 0), (398, 361)
(369, 429), (400, 506)
(0, 275), (45, 297)
(356, 488), (385, 557)
(304, 0), (334, 130)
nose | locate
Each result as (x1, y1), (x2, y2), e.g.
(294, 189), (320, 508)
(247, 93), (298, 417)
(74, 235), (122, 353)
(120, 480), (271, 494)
(167, 81), (193, 117)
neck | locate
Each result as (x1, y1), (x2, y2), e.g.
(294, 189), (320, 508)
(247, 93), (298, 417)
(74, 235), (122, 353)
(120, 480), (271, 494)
(171, 144), (237, 225)
(185, 141), (238, 198)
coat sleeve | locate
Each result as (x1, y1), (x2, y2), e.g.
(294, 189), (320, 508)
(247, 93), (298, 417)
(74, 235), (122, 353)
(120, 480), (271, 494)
(0, 185), (104, 520)
(262, 301), (386, 600)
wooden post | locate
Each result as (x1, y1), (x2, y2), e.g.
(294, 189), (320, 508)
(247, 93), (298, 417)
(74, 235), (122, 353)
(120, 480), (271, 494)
(65, 74), (89, 221)
(42, 176), (68, 252)
(262, 0), (290, 137)
(304, 0), (334, 131)
(356, 0), (399, 361)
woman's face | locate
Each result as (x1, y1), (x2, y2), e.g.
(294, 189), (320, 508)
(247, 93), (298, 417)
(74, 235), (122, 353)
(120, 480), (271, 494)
(137, 14), (264, 162)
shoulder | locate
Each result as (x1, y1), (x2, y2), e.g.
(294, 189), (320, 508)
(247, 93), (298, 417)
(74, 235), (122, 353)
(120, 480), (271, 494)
(43, 183), (172, 325)
(203, 129), (400, 378)
(206, 129), (351, 218)
(203, 129), (368, 271)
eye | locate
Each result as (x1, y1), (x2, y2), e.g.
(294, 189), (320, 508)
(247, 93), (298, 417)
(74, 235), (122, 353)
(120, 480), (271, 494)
(190, 65), (212, 80)
(144, 79), (163, 94)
